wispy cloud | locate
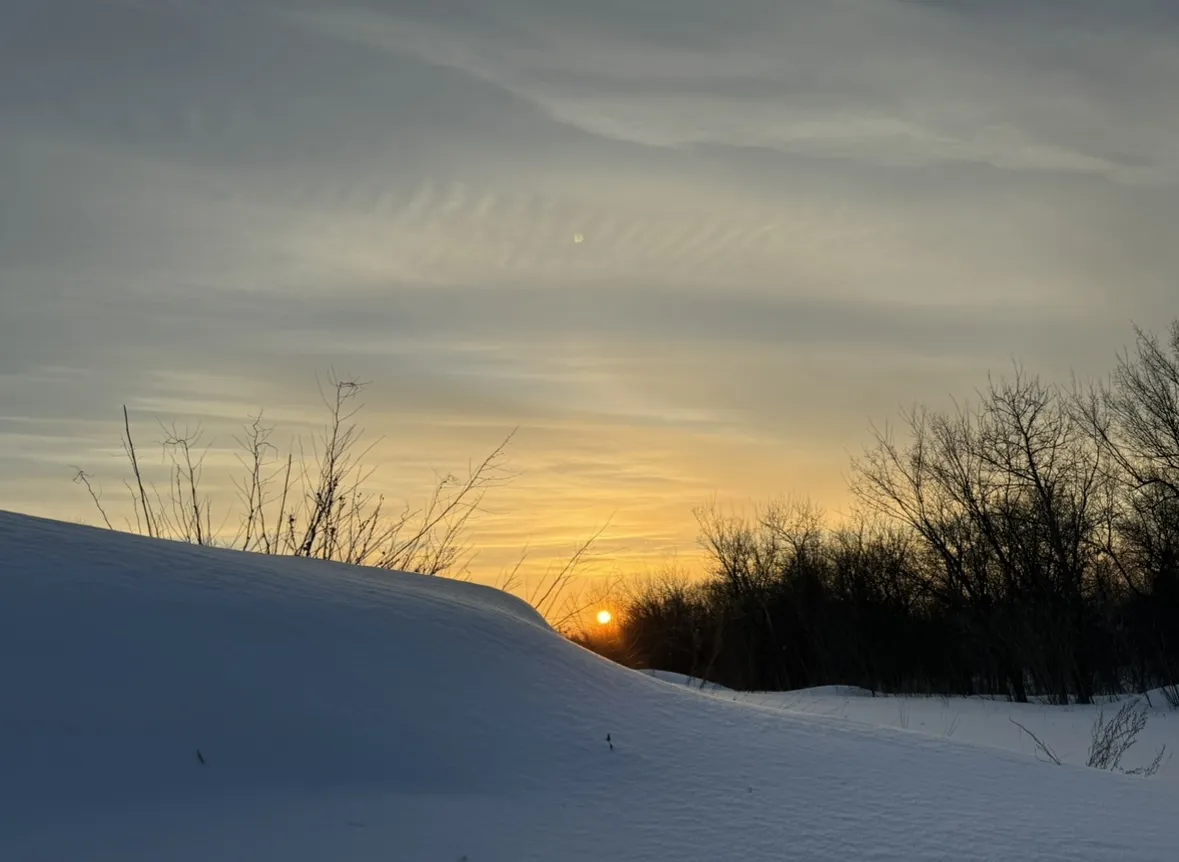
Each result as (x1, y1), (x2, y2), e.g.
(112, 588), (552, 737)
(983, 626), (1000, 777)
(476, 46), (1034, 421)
(297, 1), (1178, 183)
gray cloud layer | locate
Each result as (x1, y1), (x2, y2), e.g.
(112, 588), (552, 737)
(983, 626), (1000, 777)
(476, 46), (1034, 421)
(2, 0), (1177, 575)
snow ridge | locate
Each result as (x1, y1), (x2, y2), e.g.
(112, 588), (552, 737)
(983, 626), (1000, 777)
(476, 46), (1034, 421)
(0, 510), (1173, 861)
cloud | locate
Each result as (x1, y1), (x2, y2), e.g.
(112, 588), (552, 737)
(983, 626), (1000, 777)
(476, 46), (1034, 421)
(297, 0), (1179, 183)
(1, 0), (1177, 582)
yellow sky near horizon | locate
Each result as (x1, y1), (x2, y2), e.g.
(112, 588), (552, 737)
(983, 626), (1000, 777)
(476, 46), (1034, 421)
(9, 378), (857, 598)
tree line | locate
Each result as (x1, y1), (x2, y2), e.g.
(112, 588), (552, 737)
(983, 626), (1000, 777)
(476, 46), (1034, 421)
(588, 321), (1179, 704)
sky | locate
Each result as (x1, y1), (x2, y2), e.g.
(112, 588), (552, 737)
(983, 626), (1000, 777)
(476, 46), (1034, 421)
(2, 0), (1178, 594)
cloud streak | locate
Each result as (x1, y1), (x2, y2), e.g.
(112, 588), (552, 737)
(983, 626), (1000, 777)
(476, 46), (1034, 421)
(298, 0), (1178, 182)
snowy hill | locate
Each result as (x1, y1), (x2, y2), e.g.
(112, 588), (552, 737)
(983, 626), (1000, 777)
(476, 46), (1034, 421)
(0, 511), (1174, 861)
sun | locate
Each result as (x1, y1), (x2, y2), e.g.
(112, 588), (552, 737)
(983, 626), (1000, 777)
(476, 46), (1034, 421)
(595, 609), (613, 626)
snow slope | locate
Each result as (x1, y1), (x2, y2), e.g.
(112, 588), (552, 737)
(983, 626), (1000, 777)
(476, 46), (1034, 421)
(638, 668), (733, 692)
(0, 511), (1174, 861)
(715, 687), (1179, 782)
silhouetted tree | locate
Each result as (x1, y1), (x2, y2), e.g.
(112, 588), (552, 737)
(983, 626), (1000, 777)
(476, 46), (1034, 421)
(598, 321), (1179, 704)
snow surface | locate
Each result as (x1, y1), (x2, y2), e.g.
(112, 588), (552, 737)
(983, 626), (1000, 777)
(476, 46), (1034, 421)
(724, 688), (1179, 782)
(1, 510), (1175, 861)
(638, 668), (733, 692)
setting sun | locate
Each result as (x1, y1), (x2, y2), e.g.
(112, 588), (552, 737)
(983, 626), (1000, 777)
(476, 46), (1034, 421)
(595, 609), (612, 626)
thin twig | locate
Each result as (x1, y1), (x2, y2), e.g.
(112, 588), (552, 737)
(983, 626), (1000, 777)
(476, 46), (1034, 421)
(1010, 718), (1062, 766)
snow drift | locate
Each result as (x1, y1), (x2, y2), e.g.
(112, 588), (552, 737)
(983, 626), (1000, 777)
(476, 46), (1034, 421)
(0, 510), (1173, 861)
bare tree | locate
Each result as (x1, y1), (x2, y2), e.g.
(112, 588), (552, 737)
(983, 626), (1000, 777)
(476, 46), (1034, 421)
(853, 401), (1028, 700)
(1078, 324), (1179, 688)
(1079, 323), (1179, 506)
(853, 370), (1111, 702)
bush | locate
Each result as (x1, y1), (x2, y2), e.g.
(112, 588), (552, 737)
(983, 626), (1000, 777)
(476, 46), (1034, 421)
(1087, 699), (1168, 777)
(74, 375), (512, 579)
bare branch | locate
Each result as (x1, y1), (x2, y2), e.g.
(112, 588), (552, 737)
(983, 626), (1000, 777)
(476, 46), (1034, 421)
(1009, 718), (1062, 766)
(72, 468), (114, 530)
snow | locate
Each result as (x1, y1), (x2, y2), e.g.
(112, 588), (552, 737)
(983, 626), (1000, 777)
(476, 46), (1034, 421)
(1, 510), (1176, 861)
(732, 689), (1179, 781)
(638, 668), (733, 692)
(651, 675), (1178, 781)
